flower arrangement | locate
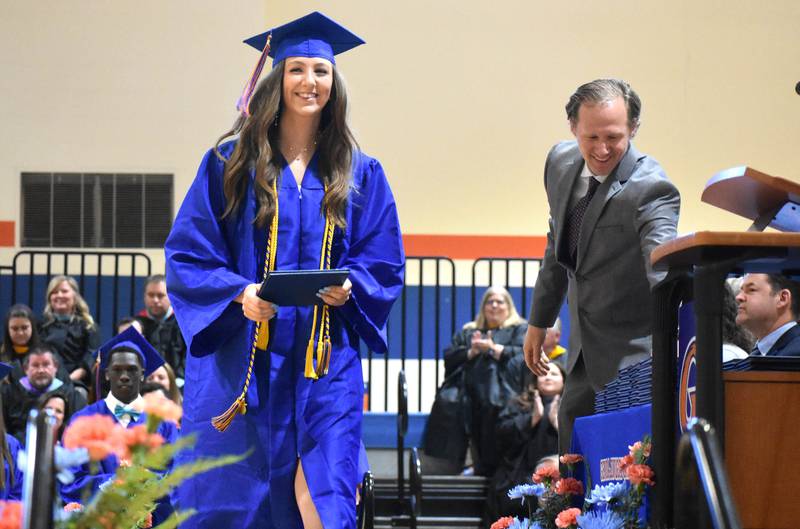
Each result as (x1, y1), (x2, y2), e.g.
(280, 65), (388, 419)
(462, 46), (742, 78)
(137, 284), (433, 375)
(492, 435), (654, 529)
(3, 393), (243, 529)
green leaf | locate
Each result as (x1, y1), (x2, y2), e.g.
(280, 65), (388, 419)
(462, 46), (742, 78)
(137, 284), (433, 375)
(152, 510), (196, 529)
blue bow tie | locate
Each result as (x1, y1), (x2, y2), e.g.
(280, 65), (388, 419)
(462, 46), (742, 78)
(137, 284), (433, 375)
(113, 405), (141, 422)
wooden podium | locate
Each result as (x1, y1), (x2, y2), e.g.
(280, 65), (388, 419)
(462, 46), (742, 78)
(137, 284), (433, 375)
(649, 166), (800, 529)
(724, 371), (800, 529)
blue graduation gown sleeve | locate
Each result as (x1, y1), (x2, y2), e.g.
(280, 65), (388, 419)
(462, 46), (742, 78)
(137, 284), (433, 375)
(337, 156), (405, 353)
(165, 144), (253, 358)
(1, 435), (23, 500)
(59, 403), (119, 503)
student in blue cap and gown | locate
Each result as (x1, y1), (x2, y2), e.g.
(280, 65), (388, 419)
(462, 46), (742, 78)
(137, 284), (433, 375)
(165, 10), (404, 529)
(59, 327), (179, 523)
(0, 362), (23, 501)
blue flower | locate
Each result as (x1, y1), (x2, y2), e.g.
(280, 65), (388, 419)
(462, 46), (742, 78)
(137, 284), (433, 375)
(54, 445), (90, 484)
(507, 483), (547, 502)
(576, 510), (625, 529)
(584, 481), (629, 505)
(507, 518), (544, 529)
(17, 445), (90, 485)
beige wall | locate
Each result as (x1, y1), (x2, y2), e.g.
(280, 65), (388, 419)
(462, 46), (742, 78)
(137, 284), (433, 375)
(2, 1), (800, 268)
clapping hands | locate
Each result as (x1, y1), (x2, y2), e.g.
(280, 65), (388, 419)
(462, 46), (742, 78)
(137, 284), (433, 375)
(469, 330), (503, 360)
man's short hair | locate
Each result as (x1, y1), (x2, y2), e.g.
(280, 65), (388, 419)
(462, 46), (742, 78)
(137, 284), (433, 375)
(107, 346), (144, 369)
(145, 274), (166, 288)
(565, 78), (641, 130)
(22, 346), (58, 369)
(765, 274), (800, 319)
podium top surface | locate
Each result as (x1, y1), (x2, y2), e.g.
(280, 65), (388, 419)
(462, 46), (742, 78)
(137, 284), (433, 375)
(702, 166), (800, 231)
(651, 231), (800, 269)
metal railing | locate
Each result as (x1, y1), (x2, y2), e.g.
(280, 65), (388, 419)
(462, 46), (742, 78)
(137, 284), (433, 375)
(3, 250), (152, 340)
(470, 257), (541, 317)
(357, 471), (375, 529)
(397, 370), (409, 503)
(1, 251), (546, 413)
(674, 418), (742, 529)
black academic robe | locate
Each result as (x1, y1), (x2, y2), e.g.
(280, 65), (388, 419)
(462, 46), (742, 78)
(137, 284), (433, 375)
(443, 323), (527, 477)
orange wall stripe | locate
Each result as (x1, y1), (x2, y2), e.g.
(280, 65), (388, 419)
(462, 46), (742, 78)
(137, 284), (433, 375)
(0, 221), (14, 247)
(403, 234), (546, 260)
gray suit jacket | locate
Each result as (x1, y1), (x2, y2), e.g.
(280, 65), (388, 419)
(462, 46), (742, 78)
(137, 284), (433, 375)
(529, 141), (680, 389)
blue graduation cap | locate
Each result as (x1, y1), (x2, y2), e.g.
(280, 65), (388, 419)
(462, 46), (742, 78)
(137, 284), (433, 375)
(244, 11), (365, 66)
(95, 326), (164, 378)
(0, 362), (11, 380)
(236, 11), (365, 115)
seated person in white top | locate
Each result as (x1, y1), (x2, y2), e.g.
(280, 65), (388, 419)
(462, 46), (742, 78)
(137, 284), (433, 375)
(735, 273), (800, 357)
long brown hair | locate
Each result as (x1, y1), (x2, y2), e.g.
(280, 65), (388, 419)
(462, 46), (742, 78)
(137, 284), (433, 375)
(214, 60), (358, 229)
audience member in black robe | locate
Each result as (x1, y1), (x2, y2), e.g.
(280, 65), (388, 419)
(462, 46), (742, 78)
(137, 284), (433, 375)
(443, 286), (527, 477)
(38, 275), (99, 386)
(1, 346), (87, 444)
(135, 274), (187, 381)
(489, 360), (565, 519)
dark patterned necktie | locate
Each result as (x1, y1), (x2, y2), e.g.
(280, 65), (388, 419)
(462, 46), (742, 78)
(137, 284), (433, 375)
(566, 177), (601, 260)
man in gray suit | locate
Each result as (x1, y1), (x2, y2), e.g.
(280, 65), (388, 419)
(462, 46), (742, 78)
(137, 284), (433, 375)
(523, 79), (680, 455)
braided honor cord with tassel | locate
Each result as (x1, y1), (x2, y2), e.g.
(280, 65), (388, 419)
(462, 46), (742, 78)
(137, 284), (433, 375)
(305, 185), (335, 379)
(211, 179), (279, 432)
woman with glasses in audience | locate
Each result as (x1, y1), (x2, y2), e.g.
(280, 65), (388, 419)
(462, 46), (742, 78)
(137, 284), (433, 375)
(444, 286), (528, 477)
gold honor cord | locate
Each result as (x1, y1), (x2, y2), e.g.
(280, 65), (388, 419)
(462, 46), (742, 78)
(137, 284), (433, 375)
(212, 179), (279, 432)
(213, 180), (335, 432)
(305, 185), (335, 379)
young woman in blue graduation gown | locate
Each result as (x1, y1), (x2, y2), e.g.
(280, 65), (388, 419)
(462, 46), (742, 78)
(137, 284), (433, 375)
(165, 12), (404, 529)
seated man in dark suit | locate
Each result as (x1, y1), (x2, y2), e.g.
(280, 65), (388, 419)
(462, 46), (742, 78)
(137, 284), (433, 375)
(135, 274), (186, 382)
(1, 346), (87, 443)
(735, 273), (800, 357)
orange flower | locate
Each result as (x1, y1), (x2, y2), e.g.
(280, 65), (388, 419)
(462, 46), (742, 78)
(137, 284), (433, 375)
(559, 454), (583, 465)
(618, 454), (634, 470)
(554, 477), (584, 496)
(63, 502), (84, 513)
(626, 464), (655, 486)
(63, 415), (127, 461)
(532, 465), (561, 484)
(122, 425), (165, 452)
(139, 512), (153, 528)
(97, 511), (117, 529)
(0, 501), (22, 529)
(490, 516), (515, 529)
(555, 507), (581, 528)
(142, 392), (182, 424)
